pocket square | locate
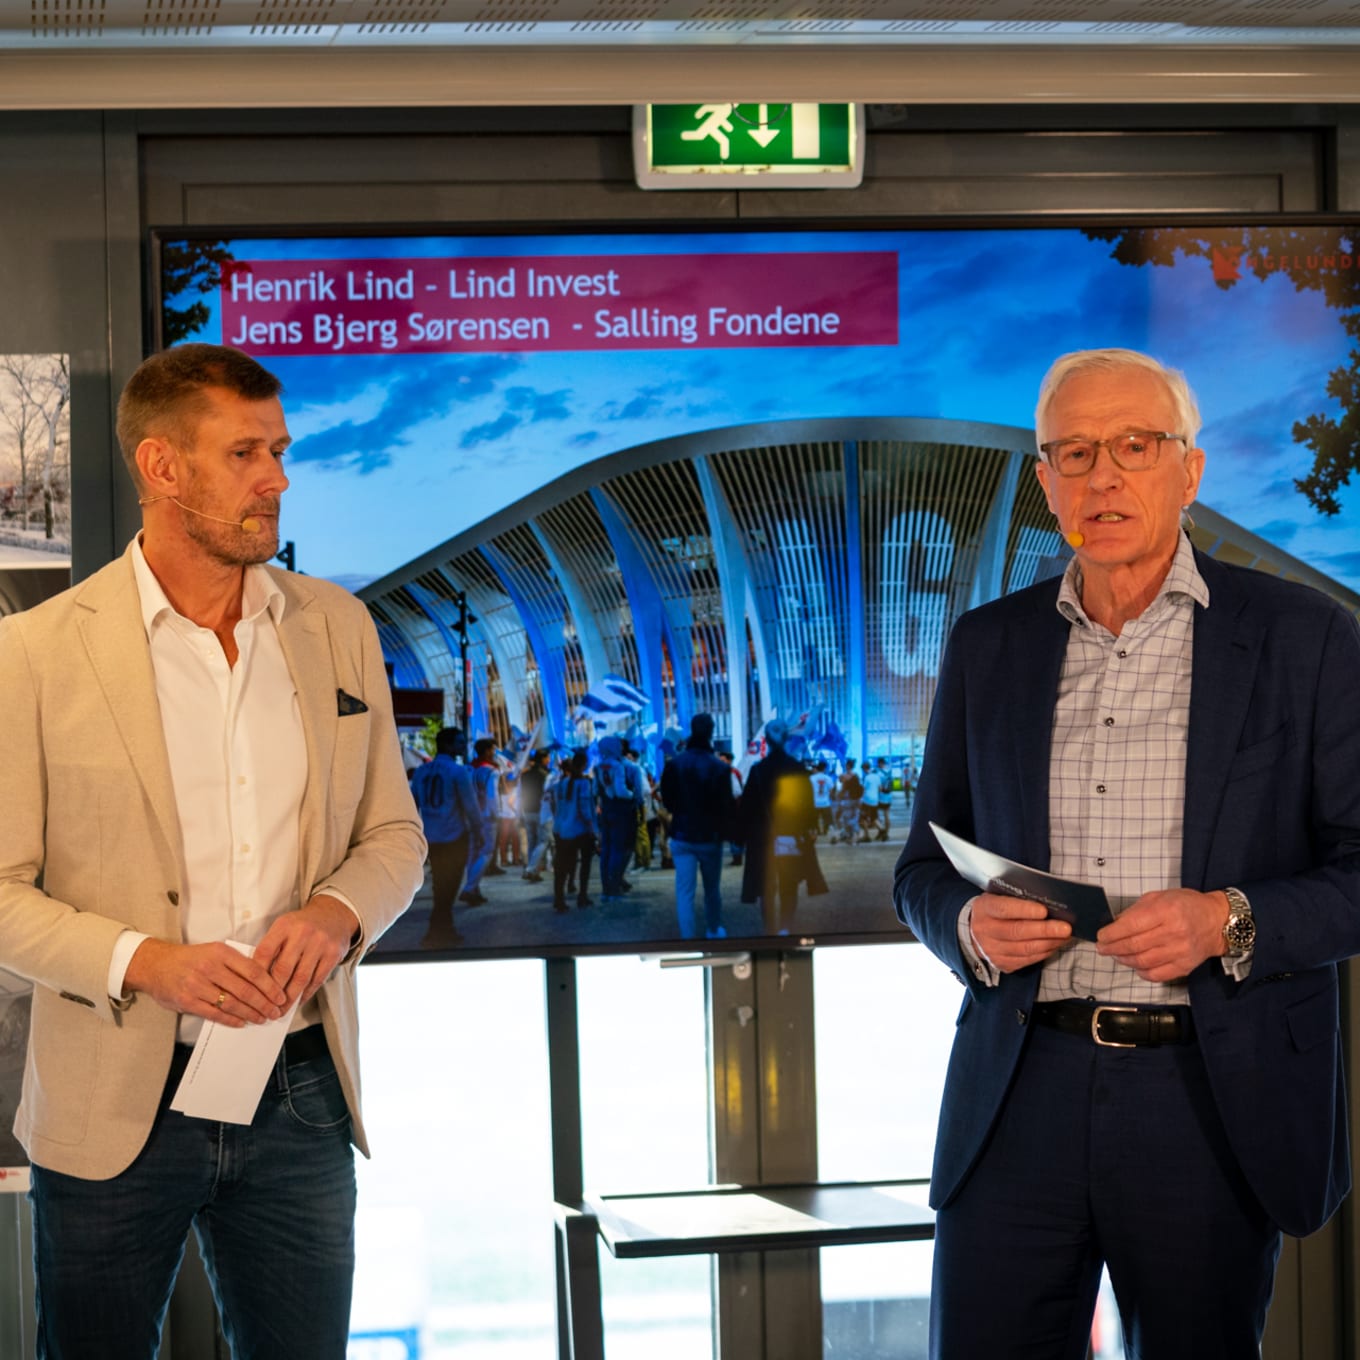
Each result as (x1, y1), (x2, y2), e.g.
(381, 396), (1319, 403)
(337, 688), (369, 716)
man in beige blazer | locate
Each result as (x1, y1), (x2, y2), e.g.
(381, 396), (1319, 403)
(0, 344), (426, 1358)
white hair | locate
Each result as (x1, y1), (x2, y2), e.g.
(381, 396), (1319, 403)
(1034, 348), (1202, 452)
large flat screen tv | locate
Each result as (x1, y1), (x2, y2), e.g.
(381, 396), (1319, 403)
(152, 217), (1360, 962)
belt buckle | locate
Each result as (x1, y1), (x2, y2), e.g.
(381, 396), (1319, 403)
(1091, 1004), (1137, 1048)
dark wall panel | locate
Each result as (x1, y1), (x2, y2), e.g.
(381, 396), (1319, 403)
(0, 112), (121, 578)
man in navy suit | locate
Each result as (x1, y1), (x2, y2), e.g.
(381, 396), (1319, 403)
(894, 348), (1360, 1359)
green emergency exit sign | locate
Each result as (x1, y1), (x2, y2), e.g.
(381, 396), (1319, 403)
(634, 104), (864, 189)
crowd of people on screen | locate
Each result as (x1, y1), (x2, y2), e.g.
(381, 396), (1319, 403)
(406, 720), (914, 945)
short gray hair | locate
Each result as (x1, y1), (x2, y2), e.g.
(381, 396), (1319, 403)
(1034, 349), (1202, 452)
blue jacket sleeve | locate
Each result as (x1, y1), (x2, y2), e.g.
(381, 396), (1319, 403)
(892, 616), (983, 986)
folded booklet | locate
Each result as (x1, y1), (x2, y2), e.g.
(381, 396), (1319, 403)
(929, 822), (1113, 943)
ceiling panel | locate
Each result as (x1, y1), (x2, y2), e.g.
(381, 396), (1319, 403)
(10, 0), (1360, 108)
(14, 0), (1360, 43)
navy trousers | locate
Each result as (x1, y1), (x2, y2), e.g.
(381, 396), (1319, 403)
(930, 1020), (1282, 1360)
(599, 799), (637, 897)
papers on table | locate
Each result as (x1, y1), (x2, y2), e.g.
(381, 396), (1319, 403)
(169, 940), (300, 1125)
(929, 822), (1113, 942)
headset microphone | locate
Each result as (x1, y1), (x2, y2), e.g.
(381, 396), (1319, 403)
(1065, 529), (1085, 549)
(139, 495), (264, 534)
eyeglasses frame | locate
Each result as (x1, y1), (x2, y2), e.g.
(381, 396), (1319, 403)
(1038, 430), (1188, 478)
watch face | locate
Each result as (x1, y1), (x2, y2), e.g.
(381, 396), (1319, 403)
(1225, 914), (1256, 953)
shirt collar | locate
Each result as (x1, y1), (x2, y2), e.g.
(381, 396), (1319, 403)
(130, 534), (286, 638)
(1056, 530), (1210, 628)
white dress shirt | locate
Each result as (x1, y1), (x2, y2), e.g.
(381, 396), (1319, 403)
(110, 538), (311, 1041)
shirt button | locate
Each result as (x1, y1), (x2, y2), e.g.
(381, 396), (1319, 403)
(1096, 857), (1106, 866)
(240, 843), (251, 854)
(1103, 717), (1115, 727)
(238, 775), (247, 786)
(1096, 784), (1106, 794)
(1117, 649), (1128, 658)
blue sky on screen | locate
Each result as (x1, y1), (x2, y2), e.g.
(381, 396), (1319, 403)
(168, 226), (1360, 593)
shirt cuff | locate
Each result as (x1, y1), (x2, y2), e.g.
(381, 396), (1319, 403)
(957, 898), (1001, 987)
(109, 929), (151, 1007)
(311, 886), (364, 960)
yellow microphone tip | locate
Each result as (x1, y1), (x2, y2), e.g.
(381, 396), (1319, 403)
(1065, 530), (1085, 549)
(241, 516), (262, 534)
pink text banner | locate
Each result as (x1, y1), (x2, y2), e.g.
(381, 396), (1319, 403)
(220, 252), (900, 356)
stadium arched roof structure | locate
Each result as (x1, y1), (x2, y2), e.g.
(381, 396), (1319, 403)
(359, 416), (1360, 764)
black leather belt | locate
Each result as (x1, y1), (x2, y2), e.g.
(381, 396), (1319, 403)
(1032, 1000), (1195, 1048)
(283, 1024), (330, 1063)
(173, 1023), (329, 1068)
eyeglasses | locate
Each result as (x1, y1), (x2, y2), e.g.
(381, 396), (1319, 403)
(1038, 430), (1186, 478)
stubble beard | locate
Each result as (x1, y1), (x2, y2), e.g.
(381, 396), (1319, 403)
(184, 511), (280, 568)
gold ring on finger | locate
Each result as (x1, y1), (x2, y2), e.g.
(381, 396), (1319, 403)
(215, 992), (226, 1009)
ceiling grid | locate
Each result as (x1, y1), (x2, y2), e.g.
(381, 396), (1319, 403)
(12, 0), (1360, 38)
(8, 0), (1360, 107)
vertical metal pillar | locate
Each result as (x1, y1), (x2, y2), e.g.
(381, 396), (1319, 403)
(695, 457), (754, 750)
(842, 441), (866, 764)
(967, 447), (1025, 610)
(708, 951), (821, 1360)
(547, 958), (604, 1360)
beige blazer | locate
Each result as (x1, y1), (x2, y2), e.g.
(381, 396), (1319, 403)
(0, 543), (426, 1180)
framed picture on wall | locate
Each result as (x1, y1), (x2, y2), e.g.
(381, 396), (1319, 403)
(0, 351), (70, 1185)
(0, 352), (71, 620)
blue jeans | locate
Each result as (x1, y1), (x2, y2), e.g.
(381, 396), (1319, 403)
(464, 815), (498, 889)
(523, 812), (548, 872)
(671, 839), (724, 937)
(31, 1035), (357, 1360)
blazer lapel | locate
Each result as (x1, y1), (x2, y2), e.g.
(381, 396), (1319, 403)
(1182, 555), (1264, 890)
(1007, 588), (1069, 871)
(74, 554), (183, 868)
(273, 572), (337, 891)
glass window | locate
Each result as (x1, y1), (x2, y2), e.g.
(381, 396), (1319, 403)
(821, 1242), (932, 1360)
(577, 955), (714, 1360)
(814, 944), (957, 1360)
(351, 959), (555, 1359)
(1093, 1272), (1126, 1359)
(814, 946), (1126, 1360)
(814, 943), (957, 1182)
(577, 956), (711, 1191)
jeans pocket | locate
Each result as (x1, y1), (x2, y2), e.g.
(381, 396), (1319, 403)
(282, 1060), (353, 1135)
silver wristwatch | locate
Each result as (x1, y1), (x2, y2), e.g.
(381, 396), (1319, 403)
(1222, 886), (1256, 957)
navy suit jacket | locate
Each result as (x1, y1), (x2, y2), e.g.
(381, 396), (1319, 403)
(893, 547), (1360, 1238)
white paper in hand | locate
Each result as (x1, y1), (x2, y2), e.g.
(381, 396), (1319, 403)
(169, 940), (300, 1124)
(929, 822), (1113, 942)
